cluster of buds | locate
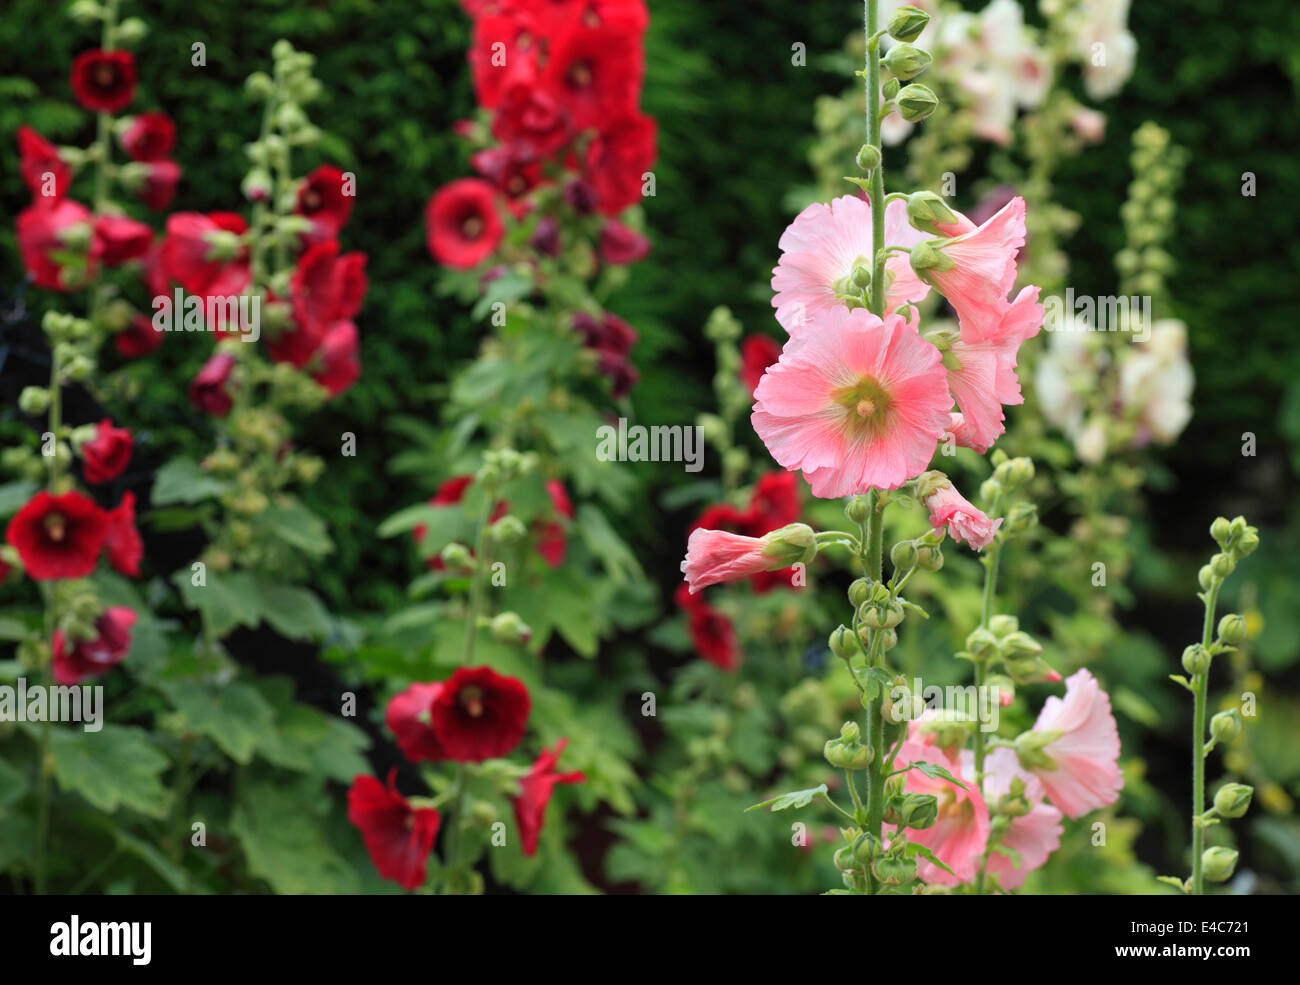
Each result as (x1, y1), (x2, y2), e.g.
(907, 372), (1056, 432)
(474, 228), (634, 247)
(881, 7), (938, 124)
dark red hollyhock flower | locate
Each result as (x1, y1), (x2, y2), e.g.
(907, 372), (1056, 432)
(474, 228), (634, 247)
(535, 479), (574, 568)
(270, 240), (367, 368)
(189, 351), (237, 417)
(541, 23), (643, 132)
(347, 771), (441, 891)
(513, 737), (586, 856)
(597, 220), (650, 265)
(469, 12), (541, 110)
(584, 112), (656, 216)
(5, 490), (109, 581)
(429, 666), (530, 762)
(312, 321), (361, 398)
(16, 200), (98, 291)
(385, 681), (448, 762)
(674, 584), (742, 671)
(117, 314), (164, 359)
(160, 212), (250, 298)
(574, 310), (639, 396)
(530, 214), (560, 256)
(104, 491), (143, 578)
(563, 177), (596, 215)
(52, 607), (136, 685)
(492, 81), (572, 159)
(425, 179), (505, 270)
(120, 111), (176, 161)
(740, 334), (782, 396)
(70, 49), (137, 114)
(134, 159), (181, 210)
(81, 418), (133, 484)
(471, 145), (543, 203)
(16, 126), (71, 202)
(295, 165), (354, 243)
(93, 214), (153, 267)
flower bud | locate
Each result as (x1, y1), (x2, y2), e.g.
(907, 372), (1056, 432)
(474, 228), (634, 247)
(860, 599), (903, 630)
(896, 84), (938, 122)
(905, 191), (959, 236)
(1201, 846), (1238, 883)
(116, 17), (148, 44)
(1181, 644), (1211, 676)
(883, 43), (932, 81)
(844, 495), (871, 525)
(18, 387), (50, 416)
(882, 77), (900, 101)
(965, 627), (999, 660)
(1197, 564), (1216, 591)
(1000, 631), (1042, 661)
(1210, 552), (1235, 579)
(898, 792), (939, 830)
(855, 143), (881, 173)
(1209, 516), (1231, 548)
(887, 4), (931, 43)
(829, 625), (860, 662)
(1217, 613), (1246, 645)
(760, 523), (817, 567)
(848, 578), (871, 608)
(1234, 526), (1260, 558)
(988, 614), (1018, 638)
(833, 846), (859, 873)
(851, 263), (872, 289)
(915, 544), (943, 571)
(489, 611), (532, 645)
(1210, 709), (1241, 743)
(825, 734), (872, 770)
(1213, 783), (1253, 820)
(908, 240), (955, 278)
(487, 514), (527, 545)
(871, 854), (917, 887)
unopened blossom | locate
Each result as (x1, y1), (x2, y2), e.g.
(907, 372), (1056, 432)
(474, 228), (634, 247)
(919, 472), (1001, 551)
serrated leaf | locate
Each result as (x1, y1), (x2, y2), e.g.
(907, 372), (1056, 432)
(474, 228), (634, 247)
(257, 502), (334, 558)
(231, 782), (359, 894)
(172, 569), (262, 637)
(49, 724), (170, 818)
(904, 841), (955, 875)
(160, 680), (277, 764)
(258, 582), (332, 640)
(746, 783), (828, 813)
(151, 458), (227, 506)
(909, 760), (967, 789)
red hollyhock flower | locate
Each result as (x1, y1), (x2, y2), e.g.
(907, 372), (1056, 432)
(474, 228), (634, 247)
(674, 584), (742, 671)
(289, 239), (367, 340)
(160, 212), (250, 298)
(541, 23), (643, 132)
(81, 418), (133, 484)
(5, 490), (109, 580)
(513, 738), (586, 856)
(16, 200), (99, 291)
(16, 126), (71, 202)
(385, 681), (448, 762)
(312, 321), (361, 398)
(573, 310), (639, 397)
(425, 179), (505, 269)
(116, 314), (164, 359)
(429, 666), (530, 762)
(120, 111), (176, 161)
(134, 159), (181, 210)
(189, 350), (237, 417)
(469, 12), (541, 110)
(347, 771), (441, 891)
(597, 220), (650, 265)
(535, 479), (574, 568)
(740, 334), (782, 396)
(295, 165), (355, 243)
(584, 111), (656, 216)
(104, 491), (143, 578)
(52, 607), (136, 685)
(93, 214), (153, 267)
(492, 81), (572, 159)
(70, 49), (137, 114)
(749, 471), (800, 531)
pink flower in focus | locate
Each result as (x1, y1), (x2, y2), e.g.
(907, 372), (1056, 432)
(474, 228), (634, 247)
(979, 747), (1063, 891)
(1025, 668), (1123, 819)
(922, 196), (1027, 343)
(772, 196), (929, 334)
(680, 528), (771, 595)
(751, 307), (951, 497)
(921, 475), (1001, 551)
(891, 736), (990, 886)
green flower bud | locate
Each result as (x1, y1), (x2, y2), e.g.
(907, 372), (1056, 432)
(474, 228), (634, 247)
(833, 846), (860, 873)
(890, 540), (918, 571)
(871, 853), (917, 887)
(490, 611), (532, 645)
(851, 263), (872, 290)
(1210, 709), (1241, 743)
(883, 43), (932, 81)
(908, 240), (955, 279)
(1201, 846), (1238, 883)
(897, 792), (939, 830)
(855, 144), (881, 173)
(829, 625), (860, 662)
(1000, 630), (1043, 661)
(848, 578), (872, 608)
(116, 17), (148, 44)
(844, 495), (871, 525)
(887, 4), (931, 43)
(988, 614), (1019, 638)
(1004, 501), (1037, 535)
(1210, 552), (1235, 578)
(440, 542), (475, 570)
(760, 523), (817, 567)
(1181, 644), (1212, 676)
(966, 627), (999, 659)
(487, 514), (527, 545)
(896, 83), (938, 122)
(916, 544), (943, 571)
(1213, 783), (1253, 820)
(18, 387), (51, 416)
(825, 735), (872, 770)
(1217, 613), (1246, 645)
(1209, 516), (1231, 548)
(1197, 564), (1216, 591)
(1234, 526), (1260, 558)
(905, 191), (959, 236)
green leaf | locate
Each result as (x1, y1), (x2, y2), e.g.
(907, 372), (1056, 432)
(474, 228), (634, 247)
(1156, 875), (1190, 893)
(746, 783), (829, 813)
(903, 841), (955, 875)
(0, 617), (33, 642)
(0, 756), (29, 808)
(257, 582), (332, 640)
(231, 782), (359, 894)
(576, 504), (643, 584)
(50, 725), (170, 818)
(159, 680), (277, 765)
(909, 760), (967, 789)
(0, 480), (38, 516)
(172, 569), (262, 637)
(256, 502), (334, 558)
(151, 458), (227, 506)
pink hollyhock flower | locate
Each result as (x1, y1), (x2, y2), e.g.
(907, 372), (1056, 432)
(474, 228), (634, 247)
(751, 307), (951, 497)
(979, 747), (1063, 891)
(1022, 668), (1123, 819)
(120, 111), (176, 162)
(680, 529), (771, 594)
(133, 159), (181, 210)
(295, 164), (355, 243)
(310, 321), (361, 398)
(159, 212), (250, 298)
(920, 473), (1001, 551)
(917, 196), (1027, 342)
(771, 196), (929, 335)
(890, 736), (990, 886)
(513, 738), (586, 857)
(52, 607), (136, 685)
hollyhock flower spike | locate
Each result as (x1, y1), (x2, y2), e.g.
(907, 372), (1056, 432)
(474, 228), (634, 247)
(1016, 668), (1123, 819)
(751, 306), (951, 497)
(347, 771), (441, 891)
(514, 738), (586, 857)
(917, 471), (1001, 551)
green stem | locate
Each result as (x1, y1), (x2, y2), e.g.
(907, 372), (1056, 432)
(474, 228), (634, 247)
(865, 0), (885, 318)
(461, 485), (497, 666)
(972, 533), (1002, 895)
(1191, 582), (1220, 895)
